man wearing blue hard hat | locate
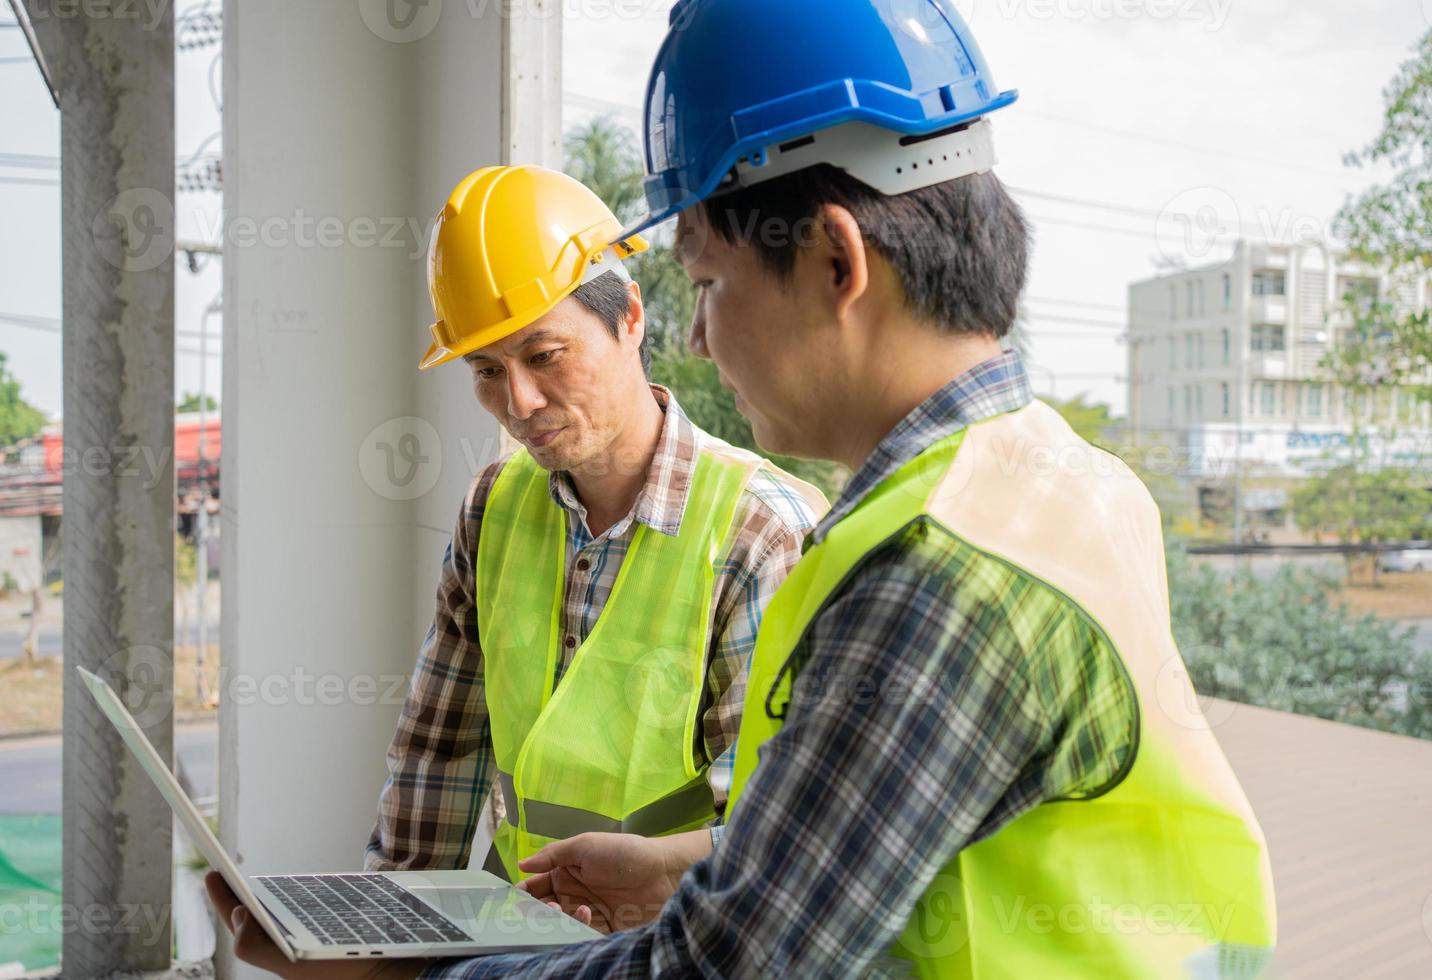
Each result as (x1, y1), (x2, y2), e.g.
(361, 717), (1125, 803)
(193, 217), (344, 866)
(215, 1), (1276, 976)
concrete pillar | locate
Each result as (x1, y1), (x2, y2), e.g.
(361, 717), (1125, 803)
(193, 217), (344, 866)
(218, 2), (547, 976)
(15, 0), (178, 974)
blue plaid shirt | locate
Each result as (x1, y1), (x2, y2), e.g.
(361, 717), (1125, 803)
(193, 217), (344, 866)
(418, 350), (1135, 977)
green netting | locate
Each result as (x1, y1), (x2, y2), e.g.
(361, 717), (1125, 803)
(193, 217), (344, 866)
(0, 815), (62, 972)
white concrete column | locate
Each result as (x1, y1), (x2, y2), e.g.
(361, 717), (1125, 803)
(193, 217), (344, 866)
(218, 3), (537, 977)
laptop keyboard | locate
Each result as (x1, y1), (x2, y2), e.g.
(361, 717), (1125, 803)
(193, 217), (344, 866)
(259, 874), (473, 946)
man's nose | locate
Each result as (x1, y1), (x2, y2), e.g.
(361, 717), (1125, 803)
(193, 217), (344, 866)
(687, 305), (710, 360)
(506, 366), (548, 421)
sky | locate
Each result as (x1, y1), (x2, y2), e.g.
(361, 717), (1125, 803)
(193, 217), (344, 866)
(1, 0), (1427, 420)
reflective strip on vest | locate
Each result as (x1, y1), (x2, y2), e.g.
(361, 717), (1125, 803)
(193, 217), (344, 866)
(497, 770), (714, 839)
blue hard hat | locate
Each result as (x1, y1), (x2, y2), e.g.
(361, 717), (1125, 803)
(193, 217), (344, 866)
(619, 0), (1018, 239)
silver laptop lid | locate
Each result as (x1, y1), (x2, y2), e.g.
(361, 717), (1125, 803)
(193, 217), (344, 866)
(77, 665), (299, 961)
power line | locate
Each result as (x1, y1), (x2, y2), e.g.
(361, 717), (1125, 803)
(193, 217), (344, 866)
(1021, 108), (1357, 182)
(1021, 311), (1126, 330)
(0, 311), (221, 345)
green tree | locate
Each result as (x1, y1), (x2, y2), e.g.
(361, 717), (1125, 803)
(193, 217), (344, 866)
(1046, 393), (1116, 443)
(177, 391), (219, 414)
(0, 351), (48, 448)
(565, 116), (843, 497)
(1292, 463), (1430, 584)
(1335, 30), (1432, 277)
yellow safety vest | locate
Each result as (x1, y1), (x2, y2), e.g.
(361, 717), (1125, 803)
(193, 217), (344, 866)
(729, 400), (1277, 977)
(477, 444), (759, 881)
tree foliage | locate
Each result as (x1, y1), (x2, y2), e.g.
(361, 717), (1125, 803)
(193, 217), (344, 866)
(1335, 30), (1432, 275)
(177, 391), (219, 414)
(0, 351), (47, 448)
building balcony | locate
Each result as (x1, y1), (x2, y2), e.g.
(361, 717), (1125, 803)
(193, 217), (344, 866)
(1249, 294), (1287, 323)
(1247, 352), (1289, 377)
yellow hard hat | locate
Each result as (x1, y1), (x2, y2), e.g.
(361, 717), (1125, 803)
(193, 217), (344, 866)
(419, 165), (649, 370)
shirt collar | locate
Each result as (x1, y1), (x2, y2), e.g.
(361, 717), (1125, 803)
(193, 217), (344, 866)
(810, 349), (1034, 546)
(549, 384), (697, 539)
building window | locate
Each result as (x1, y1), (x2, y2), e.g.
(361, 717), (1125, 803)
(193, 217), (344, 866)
(1196, 333), (1205, 368)
(1184, 386), (1193, 416)
(1195, 385), (1203, 415)
(1222, 273), (1232, 311)
(1186, 281), (1195, 317)
(1251, 270), (1286, 296)
(1186, 333), (1195, 369)
(1168, 387), (1176, 420)
(1221, 328), (1231, 365)
(1259, 382), (1277, 416)
(1170, 285), (1177, 321)
(1221, 382), (1230, 417)
(1304, 383), (1323, 418)
(1250, 325), (1285, 352)
(1195, 280), (1205, 317)
(1168, 336), (1176, 369)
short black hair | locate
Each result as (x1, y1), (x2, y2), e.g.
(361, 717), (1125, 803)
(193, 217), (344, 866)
(698, 165), (1029, 339)
(570, 271), (650, 376)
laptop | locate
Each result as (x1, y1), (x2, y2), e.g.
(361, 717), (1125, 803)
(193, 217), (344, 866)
(78, 665), (600, 962)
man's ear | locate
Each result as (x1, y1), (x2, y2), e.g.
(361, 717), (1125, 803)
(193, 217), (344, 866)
(624, 279), (646, 347)
(815, 204), (869, 323)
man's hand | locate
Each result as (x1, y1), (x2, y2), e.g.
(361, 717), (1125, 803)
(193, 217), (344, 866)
(205, 871), (424, 980)
(516, 829), (711, 934)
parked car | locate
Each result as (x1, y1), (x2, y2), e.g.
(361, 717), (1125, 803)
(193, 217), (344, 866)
(1379, 546), (1432, 573)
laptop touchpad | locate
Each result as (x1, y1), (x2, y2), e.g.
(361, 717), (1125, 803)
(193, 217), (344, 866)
(407, 885), (570, 936)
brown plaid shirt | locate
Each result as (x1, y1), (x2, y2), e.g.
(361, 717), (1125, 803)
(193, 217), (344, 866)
(365, 385), (826, 871)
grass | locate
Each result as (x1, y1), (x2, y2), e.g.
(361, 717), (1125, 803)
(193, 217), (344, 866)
(0, 644), (221, 739)
(1339, 568), (1432, 620)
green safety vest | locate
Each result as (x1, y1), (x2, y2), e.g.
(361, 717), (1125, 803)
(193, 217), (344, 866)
(477, 443), (761, 881)
(729, 400), (1277, 977)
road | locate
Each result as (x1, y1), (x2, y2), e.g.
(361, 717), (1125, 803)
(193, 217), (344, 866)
(0, 621), (220, 660)
(0, 723), (217, 815)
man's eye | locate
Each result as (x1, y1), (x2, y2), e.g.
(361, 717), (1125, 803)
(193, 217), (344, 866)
(476, 366), (502, 380)
(531, 350), (556, 365)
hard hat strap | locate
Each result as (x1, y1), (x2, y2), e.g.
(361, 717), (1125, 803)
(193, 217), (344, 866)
(578, 246), (634, 286)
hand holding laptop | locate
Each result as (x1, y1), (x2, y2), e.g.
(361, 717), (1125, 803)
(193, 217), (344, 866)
(205, 872), (421, 980)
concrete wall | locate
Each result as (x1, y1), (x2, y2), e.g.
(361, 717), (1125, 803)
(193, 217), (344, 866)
(219, 4), (525, 975)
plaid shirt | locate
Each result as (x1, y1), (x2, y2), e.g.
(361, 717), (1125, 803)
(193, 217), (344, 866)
(418, 349), (1140, 978)
(366, 385), (825, 873)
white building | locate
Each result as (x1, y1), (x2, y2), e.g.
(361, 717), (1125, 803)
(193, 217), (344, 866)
(1127, 241), (1432, 494)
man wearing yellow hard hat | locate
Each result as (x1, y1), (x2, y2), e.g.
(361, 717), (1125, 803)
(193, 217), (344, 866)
(362, 164), (827, 888)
